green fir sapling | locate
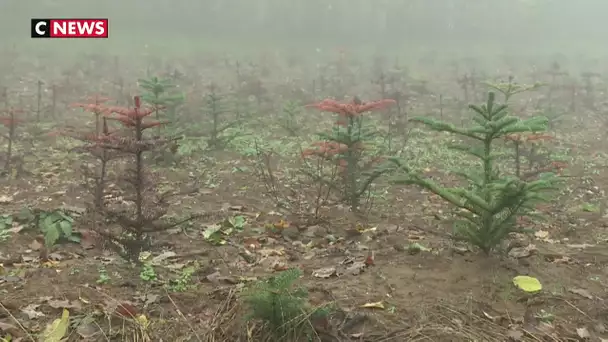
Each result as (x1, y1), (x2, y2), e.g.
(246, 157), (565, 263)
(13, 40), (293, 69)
(277, 100), (302, 137)
(391, 92), (562, 254)
(485, 76), (542, 103)
(244, 268), (330, 339)
(139, 76), (184, 135)
(204, 83), (242, 149)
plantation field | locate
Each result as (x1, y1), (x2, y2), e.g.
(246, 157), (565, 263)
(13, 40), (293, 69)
(0, 44), (608, 342)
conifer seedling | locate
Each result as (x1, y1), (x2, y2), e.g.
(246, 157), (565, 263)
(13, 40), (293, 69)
(391, 92), (562, 254)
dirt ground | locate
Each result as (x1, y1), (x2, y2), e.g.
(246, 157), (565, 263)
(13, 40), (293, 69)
(0, 140), (607, 342)
(0, 53), (608, 342)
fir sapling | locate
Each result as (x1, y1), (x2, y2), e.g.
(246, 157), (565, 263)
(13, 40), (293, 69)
(391, 92), (563, 254)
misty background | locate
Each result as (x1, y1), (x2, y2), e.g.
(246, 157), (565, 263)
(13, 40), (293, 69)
(1, 0), (607, 64)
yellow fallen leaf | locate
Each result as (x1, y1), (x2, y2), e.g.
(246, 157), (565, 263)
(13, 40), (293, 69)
(41, 308), (69, 342)
(41, 261), (60, 268)
(360, 301), (384, 309)
(138, 252), (152, 261)
(134, 314), (149, 330)
(513, 275), (542, 293)
(273, 220), (290, 230)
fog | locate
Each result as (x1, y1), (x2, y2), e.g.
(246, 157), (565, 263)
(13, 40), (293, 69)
(2, 0), (607, 66)
(1, 1), (608, 341)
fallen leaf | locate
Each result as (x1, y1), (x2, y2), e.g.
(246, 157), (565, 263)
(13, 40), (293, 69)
(135, 294), (159, 306)
(48, 253), (63, 261)
(41, 308), (69, 342)
(534, 230), (549, 239)
(243, 237), (261, 249)
(29, 239), (42, 251)
(134, 314), (149, 329)
(508, 245), (537, 258)
(259, 247), (285, 257)
(346, 261), (367, 275)
(312, 267), (337, 278)
(576, 327), (590, 339)
(360, 301), (384, 309)
(407, 242), (430, 255)
(48, 299), (82, 310)
(273, 220), (290, 229)
(270, 261), (288, 272)
(513, 275), (542, 293)
(7, 225), (25, 234)
(21, 304), (45, 319)
(0, 195), (13, 204)
(138, 251), (152, 261)
(569, 288), (593, 299)
(151, 251), (176, 265)
(41, 261), (60, 268)
(206, 271), (223, 286)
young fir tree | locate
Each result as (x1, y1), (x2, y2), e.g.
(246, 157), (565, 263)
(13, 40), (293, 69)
(138, 76), (184, 134)
(244, 268), (330, 339)
(391, 92), (562, 254)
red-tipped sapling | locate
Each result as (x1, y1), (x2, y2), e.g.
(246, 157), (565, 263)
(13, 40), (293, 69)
(302, 97), (396, 211)
(89, 96), (190, 262)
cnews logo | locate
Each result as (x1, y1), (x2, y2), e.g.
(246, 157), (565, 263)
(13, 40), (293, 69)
(31, 19), (108, 38)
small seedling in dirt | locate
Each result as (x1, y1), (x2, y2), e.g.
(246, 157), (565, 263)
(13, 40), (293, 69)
(391, 92), (562, 254)
(244, 268), (331, 340)
(97, 266), (111, 284)
(223, 215), (246, 231)
(26, 209), (79, 248)
(168, 266), (196, 292)
(202, 216), (246, 245)
(139, 263), (157, 282)
(302, 97), (397, 211)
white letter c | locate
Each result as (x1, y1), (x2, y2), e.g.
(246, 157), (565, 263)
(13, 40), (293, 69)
(35, 21), (47, 35)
